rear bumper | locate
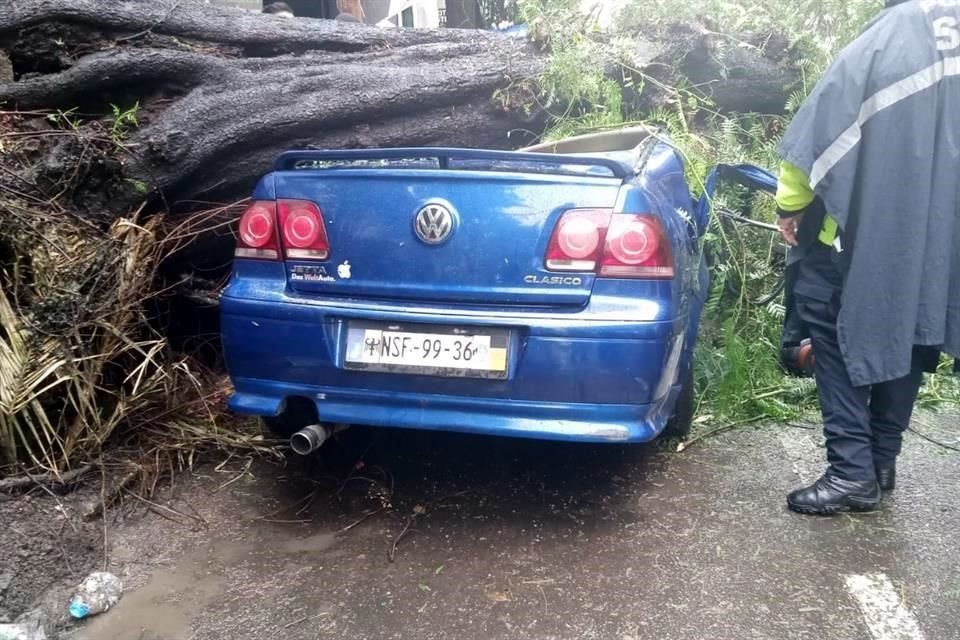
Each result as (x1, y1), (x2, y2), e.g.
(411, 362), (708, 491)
(221, 288), (688, 443)
(229, 377), (682, 443)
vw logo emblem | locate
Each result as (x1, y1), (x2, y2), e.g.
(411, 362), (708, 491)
(414, 203), (455, 245)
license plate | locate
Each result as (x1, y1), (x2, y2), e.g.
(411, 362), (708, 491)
(344, 322), (510, 379)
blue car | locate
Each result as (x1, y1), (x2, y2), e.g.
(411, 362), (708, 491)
(221, 128), (773, 452)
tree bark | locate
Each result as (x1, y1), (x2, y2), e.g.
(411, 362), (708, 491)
(2, 0), (488, 52)
(0, 0), (797, 210)
(1, 0), (546, 208)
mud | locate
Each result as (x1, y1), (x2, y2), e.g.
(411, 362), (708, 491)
(0, 488), (101, 624)
(3, 410), (960, 639)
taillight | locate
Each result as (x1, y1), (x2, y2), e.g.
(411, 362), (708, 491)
(600, 215), (674, 279)
(278, 199), (329, 260)
(236, 200), (279, 260)
(544, 210), (673, 279)
(546, 209), (612, 271)
(234, 199), (330, 261)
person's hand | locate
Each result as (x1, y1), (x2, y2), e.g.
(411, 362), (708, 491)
(778, 212), (805, 246)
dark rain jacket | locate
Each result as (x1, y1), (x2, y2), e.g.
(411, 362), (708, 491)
(779, 0), (960, 386)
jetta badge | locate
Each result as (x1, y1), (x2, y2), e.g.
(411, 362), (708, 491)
(414, 203), (454, 245)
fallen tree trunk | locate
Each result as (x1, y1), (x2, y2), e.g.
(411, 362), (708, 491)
(0, 0), (798, 210)
(0, 0), (800, 472)
(2, 0), (486, 52)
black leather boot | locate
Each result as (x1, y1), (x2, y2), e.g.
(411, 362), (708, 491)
(787, 474), (881, 515)
(876, 465), (896, 491)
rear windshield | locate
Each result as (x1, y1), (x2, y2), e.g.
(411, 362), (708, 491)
(291, 157), (440, 170)
(290, 156), (618, 178)
(446, 158), (616, 177)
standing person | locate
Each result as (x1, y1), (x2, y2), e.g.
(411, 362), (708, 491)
(262, 2), (295, 17)
(775, 0), (960, 515)
(335, 0), (365, 22)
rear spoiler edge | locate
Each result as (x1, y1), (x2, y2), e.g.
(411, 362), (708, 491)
(273, 148), (633, 180)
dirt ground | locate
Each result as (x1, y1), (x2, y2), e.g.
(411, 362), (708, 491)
(0, 484), (101, 624)
(3, 409), (960, 639)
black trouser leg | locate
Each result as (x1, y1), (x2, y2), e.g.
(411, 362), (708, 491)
(869, 370), (923, 468)
(792, 244), (929, 482)
(780, 261), (808, 348)
(796, 292), (876, 482)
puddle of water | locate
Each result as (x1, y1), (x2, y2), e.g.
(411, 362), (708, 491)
(71, 533), (335, 640)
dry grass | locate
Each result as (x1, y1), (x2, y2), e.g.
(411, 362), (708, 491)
(0, 109), (269, 481)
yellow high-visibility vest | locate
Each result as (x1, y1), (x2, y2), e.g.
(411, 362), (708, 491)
(775, 161), (838, 247)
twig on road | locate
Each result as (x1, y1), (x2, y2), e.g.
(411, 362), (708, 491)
(100, 467), (109, 571)
(15, 463), (80, 534)
(338, 506), (387, 534)
(907, 426), (960, 453)
(253, 491), (315, 522)
(387, 491), (471, 562)
(262, 518), (313, 524)
(388, 505), (424, 563)
(283, 612), (331, 629)
(0, 462), (98, 493)
(522, 579), (554, 613)
(284, 616), (308, 629)
(56, 518), (75, 575)
(215, 457), (254, 492)
(676, 416), (766, 453)
(123, 489), (207, 528)
(85, 466), (141, 519)
(295, 488), (321, 517)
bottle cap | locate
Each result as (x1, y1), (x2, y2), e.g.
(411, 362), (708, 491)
(69, 599), (91, 619)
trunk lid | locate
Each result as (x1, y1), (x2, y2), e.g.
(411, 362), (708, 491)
(273, 150), (627, 306)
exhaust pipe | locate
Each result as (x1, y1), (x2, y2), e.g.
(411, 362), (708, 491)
(290, 424), (330, 456)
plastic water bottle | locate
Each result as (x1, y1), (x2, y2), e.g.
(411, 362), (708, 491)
(68, 572), (123, 620)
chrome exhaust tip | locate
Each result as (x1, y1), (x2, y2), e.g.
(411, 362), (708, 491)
(290, 423), (330, 455)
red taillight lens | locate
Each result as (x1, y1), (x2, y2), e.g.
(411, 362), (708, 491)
(600, 215), (674, 279)
(546, 209), (612, 271)
(278, 199), (329, 260)
(284, 209), (321, 248)
(236, 200), (279, 260)
(544, 210), (673, 279)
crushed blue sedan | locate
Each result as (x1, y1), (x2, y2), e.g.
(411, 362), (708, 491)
(220, 128), (772, 453)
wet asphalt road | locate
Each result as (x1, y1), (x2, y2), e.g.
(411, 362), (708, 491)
(60, 410), (960, 640)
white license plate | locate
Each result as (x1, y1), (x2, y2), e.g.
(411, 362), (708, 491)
(344, 323), (509, 379)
